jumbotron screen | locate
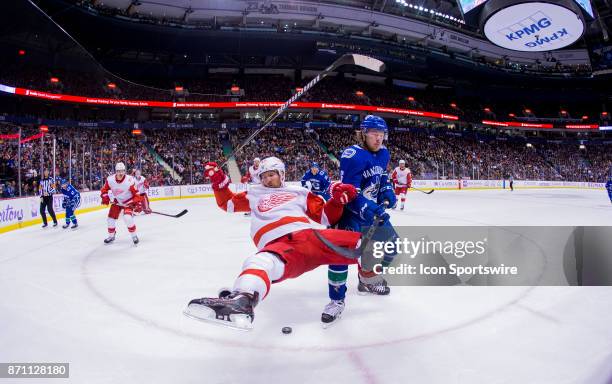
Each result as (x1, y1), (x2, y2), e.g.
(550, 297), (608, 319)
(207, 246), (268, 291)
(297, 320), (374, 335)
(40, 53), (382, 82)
(458, 0), (594, 17)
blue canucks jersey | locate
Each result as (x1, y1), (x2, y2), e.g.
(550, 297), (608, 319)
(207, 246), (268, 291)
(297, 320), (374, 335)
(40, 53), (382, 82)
(58, 182), (81, 206)
(301, 170), (331, 198)
(606, 180), (612, 195)
(340, 144), (391, 224)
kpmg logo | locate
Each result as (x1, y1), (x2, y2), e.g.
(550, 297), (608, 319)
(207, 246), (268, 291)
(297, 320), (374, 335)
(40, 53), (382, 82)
(503, 16), (570, 48)
(503, 16), (569, 48)
(484, 3), (584, 52)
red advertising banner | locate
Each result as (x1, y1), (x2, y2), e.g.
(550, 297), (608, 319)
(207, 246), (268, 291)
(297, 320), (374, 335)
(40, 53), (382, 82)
(6, 86), (459, 121)
(20, 132), (44, 144)
(482, 120), (554, 129)
(565, 124), (599, 129)
(0, 134), (20, 139)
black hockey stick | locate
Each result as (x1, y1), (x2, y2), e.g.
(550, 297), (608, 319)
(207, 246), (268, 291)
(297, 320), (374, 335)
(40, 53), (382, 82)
(410, 187), (434, 194)
(313, 202), (389, 260)
(150, 209), (188, 218)
(219, 54), (385, 168)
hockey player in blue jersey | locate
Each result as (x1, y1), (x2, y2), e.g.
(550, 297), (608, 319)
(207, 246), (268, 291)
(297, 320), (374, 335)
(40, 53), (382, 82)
(301, 162), (331, 200)
(57, 178), (81, 229)
(606, 177), (612, 205)
(322, 115), (398, 327)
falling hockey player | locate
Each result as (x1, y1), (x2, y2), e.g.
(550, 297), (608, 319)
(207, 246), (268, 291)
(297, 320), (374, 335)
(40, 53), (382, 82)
(323, 114), (399, 327)
(184, 156), (379, 330)
(100, 162), (143, 244)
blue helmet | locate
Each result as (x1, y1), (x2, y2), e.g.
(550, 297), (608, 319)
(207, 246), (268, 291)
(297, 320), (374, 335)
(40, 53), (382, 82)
(310, 161), (320, 169)
(360, 115), (388, 133)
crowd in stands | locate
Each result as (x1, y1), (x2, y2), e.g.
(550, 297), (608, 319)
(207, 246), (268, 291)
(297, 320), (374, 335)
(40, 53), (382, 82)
(231, 127), (337, 181)
(0, 123), (170, 196)
(2, 121), (611, 198)
(147, 128), (226, 184)
(3, 65), (607, 126)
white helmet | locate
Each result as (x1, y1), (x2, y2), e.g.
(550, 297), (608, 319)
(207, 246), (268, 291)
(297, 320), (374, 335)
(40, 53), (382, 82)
(259, 157), (285, 185)
(115, 162), (126, 172)
(399, 159), (406, 165)
(254, 157), (261, 163)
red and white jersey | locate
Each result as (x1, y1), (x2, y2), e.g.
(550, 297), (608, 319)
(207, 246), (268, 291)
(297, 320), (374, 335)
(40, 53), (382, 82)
(134, 175), (149, 194)
(101, 174), (138, 207)
(392, 167), (412, 186)
(213, 184), (343, 249)
(246, 165), (261, 184)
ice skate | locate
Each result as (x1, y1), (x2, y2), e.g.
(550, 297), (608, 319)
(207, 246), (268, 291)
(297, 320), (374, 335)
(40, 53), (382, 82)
(321, 299), (345, 328)
(358, 273), (390, 295)
(184, 291), (258, 330)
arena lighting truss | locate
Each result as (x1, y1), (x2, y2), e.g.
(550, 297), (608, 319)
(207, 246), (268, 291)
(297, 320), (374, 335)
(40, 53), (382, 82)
(394, 0), (465, 24)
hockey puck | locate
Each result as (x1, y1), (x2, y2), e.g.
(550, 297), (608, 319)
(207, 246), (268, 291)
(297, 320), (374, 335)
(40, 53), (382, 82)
(282, 326), (292, 334)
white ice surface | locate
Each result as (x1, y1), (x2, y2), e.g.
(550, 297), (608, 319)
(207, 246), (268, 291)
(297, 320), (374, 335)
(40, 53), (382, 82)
(1, 188), (611, 384)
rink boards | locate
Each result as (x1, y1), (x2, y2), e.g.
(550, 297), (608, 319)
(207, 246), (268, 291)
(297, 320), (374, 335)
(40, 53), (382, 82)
(0, 179), (605, 233)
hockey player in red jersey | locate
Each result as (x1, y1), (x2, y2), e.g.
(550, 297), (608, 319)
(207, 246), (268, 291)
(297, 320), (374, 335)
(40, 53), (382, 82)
(391, 159), (412, 210)
(100, 162), (143, 244)
(133, 169), (152, 214)
(184, 156), (365, 330)
(240, 157), (262, 184)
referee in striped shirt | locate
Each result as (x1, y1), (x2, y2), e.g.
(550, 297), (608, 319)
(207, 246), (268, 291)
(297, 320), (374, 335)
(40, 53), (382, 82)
(39, 169), (58, 228)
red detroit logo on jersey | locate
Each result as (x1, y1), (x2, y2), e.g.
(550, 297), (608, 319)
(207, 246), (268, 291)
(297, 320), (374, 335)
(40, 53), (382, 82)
(257, 192), (297, 212)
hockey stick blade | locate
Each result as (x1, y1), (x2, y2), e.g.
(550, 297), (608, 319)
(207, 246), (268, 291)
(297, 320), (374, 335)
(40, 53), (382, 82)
(410, 187), (434, 195)
(150, 209), (188, 218)
(313, 211), (386, 259)
(220, 54), (385, 168)
(325, 54), (386, 73)
(314, 230), (361, 259)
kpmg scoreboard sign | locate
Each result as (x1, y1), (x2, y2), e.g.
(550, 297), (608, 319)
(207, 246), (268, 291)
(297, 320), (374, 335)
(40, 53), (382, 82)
(483, 2), (585, 51)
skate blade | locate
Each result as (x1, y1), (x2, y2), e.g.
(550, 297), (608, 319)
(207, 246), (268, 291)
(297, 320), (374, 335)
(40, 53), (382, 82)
(183, 306), (253, 331)
(321, 315), (342, 329)
(357, 290), (390, 296)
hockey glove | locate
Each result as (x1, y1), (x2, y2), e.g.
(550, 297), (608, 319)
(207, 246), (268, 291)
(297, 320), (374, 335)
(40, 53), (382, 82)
(355, 195), (390, 224)
(377, 184), (397, 209)
(130, 194), (144, 212)
(101, 194), (110, 205)
(205, 162), (230, 190)
(330, 182), (357, 205)
(61, 199), (67, 209)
